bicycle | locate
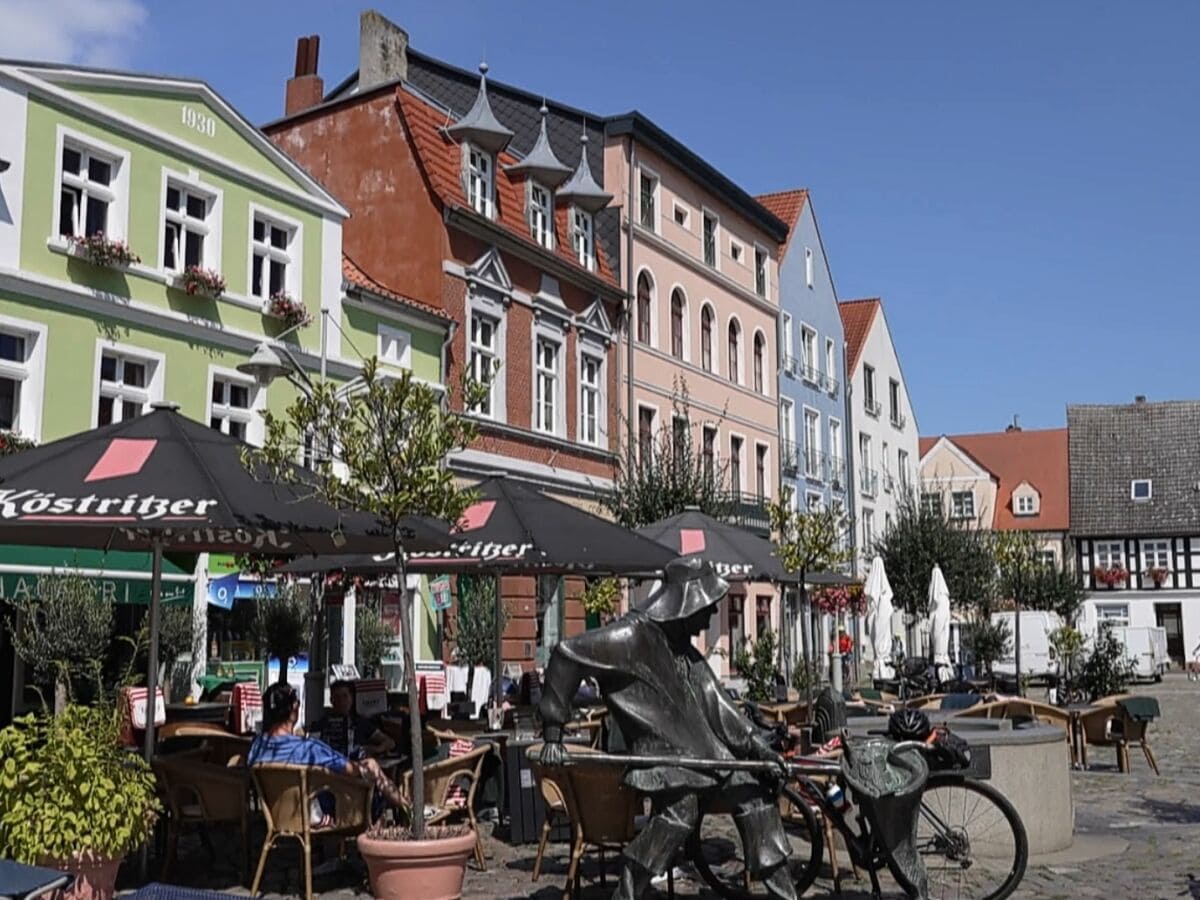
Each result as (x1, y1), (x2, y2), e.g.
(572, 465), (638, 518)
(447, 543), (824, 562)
(689, 735), (1028, 900)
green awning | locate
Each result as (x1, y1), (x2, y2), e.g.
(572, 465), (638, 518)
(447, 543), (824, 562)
(0, 545), (195, 605)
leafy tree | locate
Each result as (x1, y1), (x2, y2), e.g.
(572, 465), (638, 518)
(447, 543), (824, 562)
(963, 617), (1010, 677)
(254, 582), (311, 684)
(733, 629), (780, 703)
(605, 381), (732, 528)
(873, 491), (996, 618)
(1078, 623), (1135, 701)
(581, 576), (621, 623)
(136, 603), (195, 701)
(355, 597), (395, 678)
(7, 572), (112, 713)
(1025, 565), (1085, 624)
(769, 486), (853, 704)
(249, 357), (485, 838)
(449, 574), (507, 698)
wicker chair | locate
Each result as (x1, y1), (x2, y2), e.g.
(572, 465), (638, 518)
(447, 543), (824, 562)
(152, 756), (252, 883)
(951, 698), (1075, 764)
(530, 767), (569, 882)
(401, 744), (491, 870)
(1077, 698), (1160, 774)
(250, 764), (373, 900)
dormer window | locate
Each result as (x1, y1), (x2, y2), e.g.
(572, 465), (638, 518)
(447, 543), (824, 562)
(571, 207), (594, 271)
(466, 146), (494, 218)
(1131, 479), (1152, 502)
(529, 183), (553, 249)
(1015, 494), (1037, 516)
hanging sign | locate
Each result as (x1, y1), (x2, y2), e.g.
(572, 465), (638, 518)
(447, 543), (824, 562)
(430, 574), (452, 612)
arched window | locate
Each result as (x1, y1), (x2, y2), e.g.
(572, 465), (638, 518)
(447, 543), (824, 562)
(670, 289), (685, 359)
(753, 332), (765, 393)
(636, 272), (653, 345)
(700, 305), (714, 372)
(727, 319), (742, 384)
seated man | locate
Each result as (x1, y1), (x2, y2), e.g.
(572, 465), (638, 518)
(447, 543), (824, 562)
(309, 680), (395, 758)
(249, 683), (405, 825)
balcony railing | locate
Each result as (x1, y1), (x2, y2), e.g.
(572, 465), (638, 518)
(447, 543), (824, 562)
(782, 354), (798, 377)
(891, 411), (907, 430)
(800, 363), (821, 386)
(860, 468), (879, 498)
(803, 448), (825, 482)
(829, 457), (847, 491)
(720, 491), (771, 536)
(883, 471), (895, 494)
(864, 398), (882, 418)
(824, 373), (840, 397)
(780, 440), (800, 475)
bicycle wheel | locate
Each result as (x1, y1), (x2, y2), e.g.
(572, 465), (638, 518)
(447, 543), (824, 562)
(689, 783), (824, 899)
(916, 773), (1028, 900)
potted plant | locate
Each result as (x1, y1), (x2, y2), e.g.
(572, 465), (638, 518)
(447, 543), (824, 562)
(253, 582), (311, 684)
(67, 233), (140, 268)
(450, 575), (507, 701)
(267, 291), (309, 327)
(0, 704), (159, 899)
(1093, 565), (1128, 589)
(249, 358), (489, 898)
(580, 576), (621, 628)
(176, 265), (226, 298)
(1147, 567), (1170, 588)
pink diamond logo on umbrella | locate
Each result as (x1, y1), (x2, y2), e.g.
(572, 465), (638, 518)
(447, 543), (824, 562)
(679, 528), (706, 555)
(85, 439), (158, 483)
(456, 499), (496, 533)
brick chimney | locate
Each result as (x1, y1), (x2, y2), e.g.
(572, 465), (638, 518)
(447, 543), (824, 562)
(1135, 394), (1147, 404)
(284, 35), (323, 116)
(359, 10), (408, 91)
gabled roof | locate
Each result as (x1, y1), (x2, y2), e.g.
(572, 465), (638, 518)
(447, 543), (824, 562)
(920, 429), (1069, 531)
(395, 86), (617, 287)
(754, 189), (808, 257)
(1068, 400), (1200, 536)
(838, 298), (880, 372)
(342, 255), (449, 323)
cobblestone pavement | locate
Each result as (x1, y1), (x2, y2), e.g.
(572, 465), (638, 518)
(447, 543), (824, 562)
(155, 676), (1200, 899)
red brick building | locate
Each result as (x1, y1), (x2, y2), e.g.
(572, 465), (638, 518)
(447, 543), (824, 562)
(265, 19), (625, 668)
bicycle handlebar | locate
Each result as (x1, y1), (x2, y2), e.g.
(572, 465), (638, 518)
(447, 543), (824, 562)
(527, 748), (842, 777)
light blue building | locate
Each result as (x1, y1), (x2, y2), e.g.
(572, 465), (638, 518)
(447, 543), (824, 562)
(758, 190), (849, 515)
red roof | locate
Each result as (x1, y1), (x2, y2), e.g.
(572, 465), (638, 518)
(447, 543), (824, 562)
(838, 298), (880, 372)
(754, 188), (808, 257)
(919, 429), (1070, 531)
(342, 254), (448, 321)
(395, 87), (617, 286)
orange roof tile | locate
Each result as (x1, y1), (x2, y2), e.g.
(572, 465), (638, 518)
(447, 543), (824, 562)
(342, 254), (448, 321)
(920, 428), (1070, 531)
(838, 298), (880, 372)
(754, 188), (808, 256)
(395, 87), (617, 287)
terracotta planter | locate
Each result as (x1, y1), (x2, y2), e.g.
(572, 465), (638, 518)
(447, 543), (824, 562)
(42, 852), (124, 900)
(357, 829), (475, 900)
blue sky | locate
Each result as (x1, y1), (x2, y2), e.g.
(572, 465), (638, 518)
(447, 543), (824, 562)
(3, 1), (1197, 435)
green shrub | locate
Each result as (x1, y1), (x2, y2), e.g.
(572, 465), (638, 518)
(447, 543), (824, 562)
(963, 617), (1011, 676)
(734, 629), (780, 703)
(1079, 624), (1135, 701)
(0, 704), (159, 863)
(355, 599), (395, 678)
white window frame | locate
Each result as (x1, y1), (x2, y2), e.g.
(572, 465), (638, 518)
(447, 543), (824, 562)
(863, 363), (878, 414)
(825, 338), (836, 386)
(1096, 603), (1129, 626)
(753, 243), (769, 299)
(377, 323), (413, 370)
(465, 145), (495, 219)
(781, 312), (794, 371)
(528, 181), (553, 250)
(805, 246), (814, 288)
(54, 128), (131, 242)
(702, 208), (720, 270)
(635, 268), (657, 349)
(638, 166), (660, 233)
(577, 345), (606, 448)
(701, 423), (718, 477)
(159, 168), (222, 275)
(92, 340), (165, 428)
(1015, 493), (1037, 516)
(754, 442), (770, 499)
(728, 432), (746, 493)
(752, 329), (768, 396)
(726, 315), (743, 385)
(800, 324), (819, 384)
(467, 296), (505, 421)
(1131, 479), (1152, 501)
(637, 403), (659, 464)
(803, 406), (821, 480)
(247, 204), (302, 304)
(1095, 541), (1124, 570)
(780, 398), (796, 443)
(0, 315), (48, 441)
(829, 418), (843, 482)
(668, 284), (689, 362)
(863, 508), (875, 547)
(921, 492), (942, 516)
(950, 490), (975, 520)
(806, 491), (823, 513)
(533, 329), (564, 436)
(672, 201), (690, 230)
(1141, 539), (1170, 571)
(730, 238), (745, 265)
(571, 206), (595, 271)
(206, 366), (264, 446)
(897, 448), (909, 492)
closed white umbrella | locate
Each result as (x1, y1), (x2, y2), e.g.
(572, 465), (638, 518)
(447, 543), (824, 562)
(929, 564), (953, 684)
(865, 555), (895, 679)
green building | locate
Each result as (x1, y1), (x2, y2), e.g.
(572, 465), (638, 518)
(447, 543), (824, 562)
(0, 61), (450, 717)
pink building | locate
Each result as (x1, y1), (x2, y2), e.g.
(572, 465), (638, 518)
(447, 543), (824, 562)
(604, 115), (790, 674)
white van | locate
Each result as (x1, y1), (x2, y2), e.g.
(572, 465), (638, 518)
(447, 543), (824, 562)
(1111, 626), (1168, 682)
(990, 611), (1064, 681)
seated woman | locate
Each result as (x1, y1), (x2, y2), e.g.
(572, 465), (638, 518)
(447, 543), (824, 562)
(249, 683), (405, 825)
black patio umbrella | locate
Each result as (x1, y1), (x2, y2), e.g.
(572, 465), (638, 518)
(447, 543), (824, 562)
(281, 474), (678, 703)
(635, 507), (786, 582)
(0, 405), (450, 756)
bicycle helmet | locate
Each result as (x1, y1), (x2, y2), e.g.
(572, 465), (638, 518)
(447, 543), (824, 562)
(887, 707), (932, 743)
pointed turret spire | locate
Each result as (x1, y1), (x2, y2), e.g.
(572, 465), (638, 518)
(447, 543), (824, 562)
(446, 62), (513, 154)
(505, 102), (571, 188)
(557, 125), (612, 213)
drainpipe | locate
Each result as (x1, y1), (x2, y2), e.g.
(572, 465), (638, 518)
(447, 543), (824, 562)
(441, 319), (459, 387)
(625, 137), (637, 459)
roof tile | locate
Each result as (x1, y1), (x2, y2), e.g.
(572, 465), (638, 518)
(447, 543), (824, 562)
(342, 254), (449, 321)
(838, 298), (880, 372)
(754, 189), (808, 256)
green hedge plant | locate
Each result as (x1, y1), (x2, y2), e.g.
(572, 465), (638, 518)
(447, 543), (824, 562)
(0, 704), (159, 863)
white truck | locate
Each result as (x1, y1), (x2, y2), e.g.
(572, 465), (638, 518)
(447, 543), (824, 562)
(990, 610), (1064, 681)
(1111, 625), (1168, 682)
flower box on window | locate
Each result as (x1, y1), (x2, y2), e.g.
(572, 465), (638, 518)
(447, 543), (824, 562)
(175, 266), (226, 298)
(1092, 565), (1129, 589)
(266, 292), (309, 327)
(812, 584), (866, 617)
(1146, 567), (1170, 588)
(67, 233), (140, 268)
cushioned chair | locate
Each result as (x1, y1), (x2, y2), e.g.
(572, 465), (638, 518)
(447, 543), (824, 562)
(250, 763), (373, 900)
(153, 756), (252, 883)
(401, 744), (491, 870)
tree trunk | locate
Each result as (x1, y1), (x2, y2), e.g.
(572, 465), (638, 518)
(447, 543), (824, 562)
(277, 659), (289, 685)
(393, 534), (425, 838)
(53, 676), (68, 715)
(798, 576), (814, 712)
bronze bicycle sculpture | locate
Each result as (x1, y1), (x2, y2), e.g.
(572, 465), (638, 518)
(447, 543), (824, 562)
(537, 558), (798, 900)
